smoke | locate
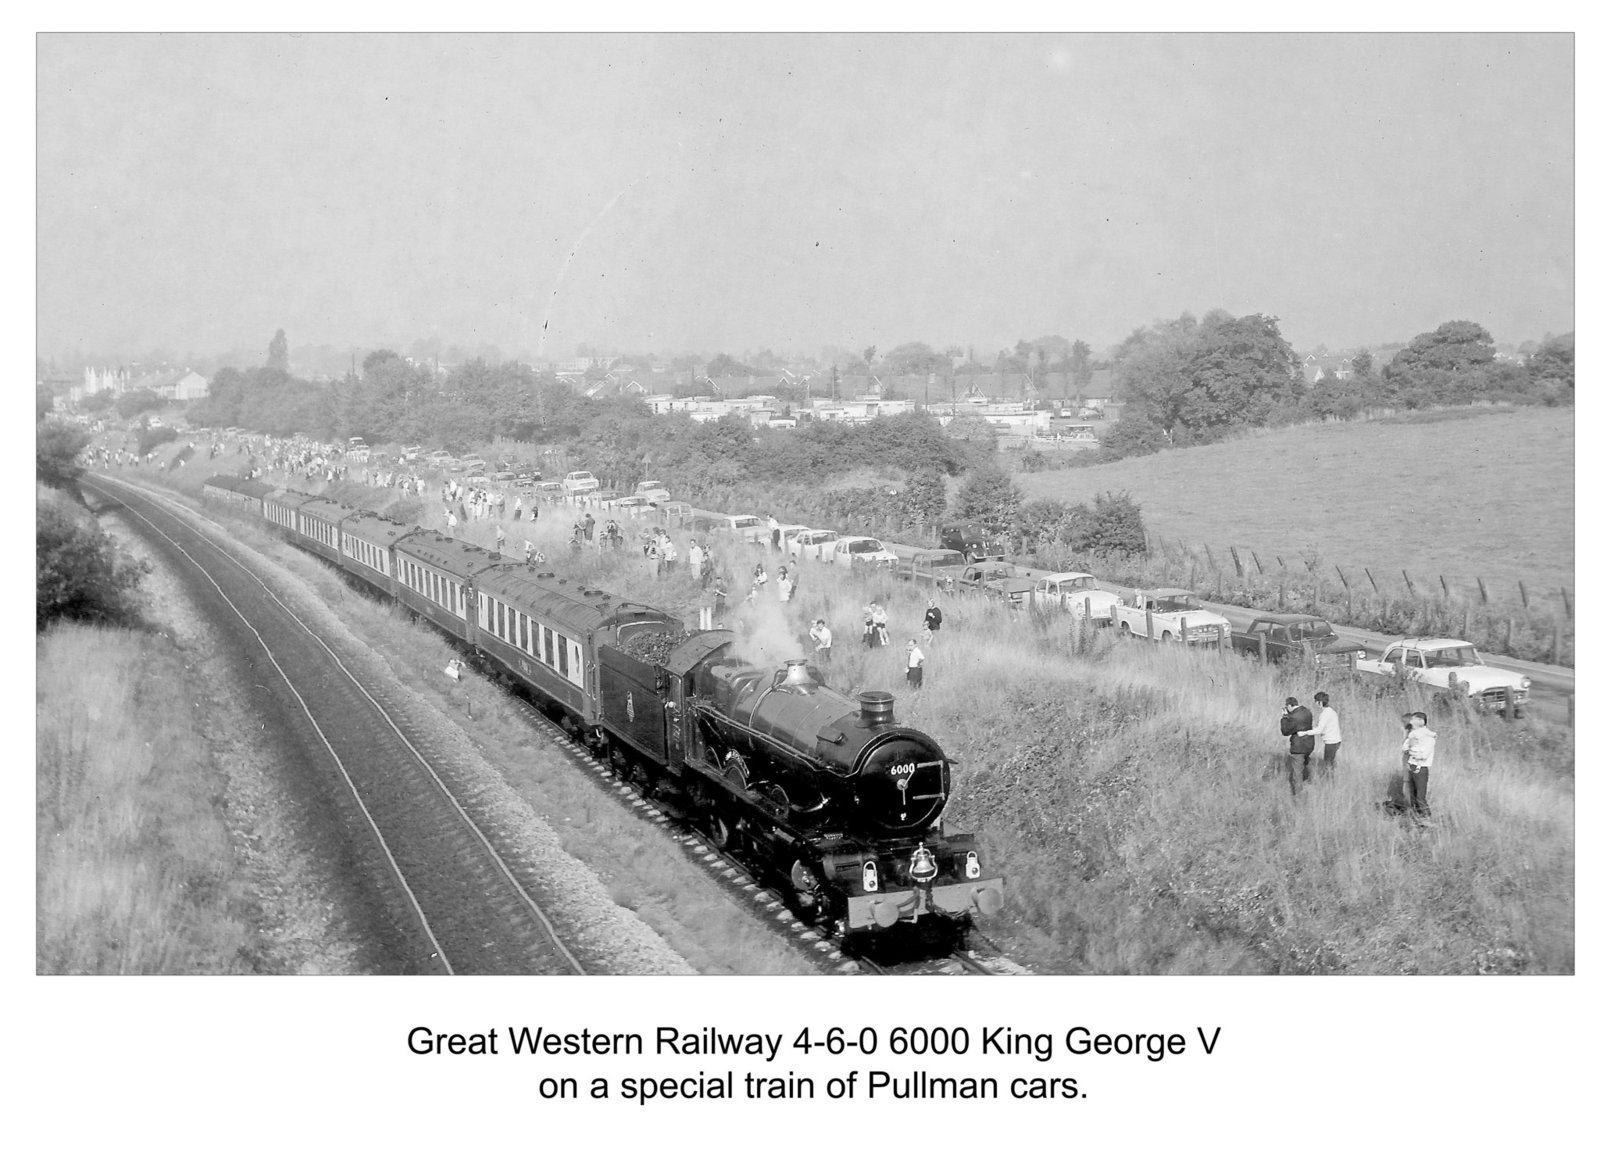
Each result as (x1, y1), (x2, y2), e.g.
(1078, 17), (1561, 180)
(727, 591), (807, 669)
(536, 172), (652, 358)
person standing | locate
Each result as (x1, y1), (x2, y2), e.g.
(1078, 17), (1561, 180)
(525, 540), (535, 565)
(688, 539), (704, 581)
(583, 512), (595, 542)
(446, 509), (458, 538)
(494, 525), (506, 554)
(777, 567), (793, 603)
(768, 514), (780, 552)
(905, 639), (926, 688)
(1401, 711), (1437, 821)
(923, 597), (943, 643)
(862, 606), (878, 648)
(662, 536), (678, 573)
(1281, 697), (1315, 790)
(513, 495), (523, 521)
(810, 619), (833, 664)
(871, 602), (890, 647)
(1301, 691), (1341, 773)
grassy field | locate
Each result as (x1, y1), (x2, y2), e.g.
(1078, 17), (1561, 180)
(1018, 406), (1574, 603)
(37, 625), (253, 973)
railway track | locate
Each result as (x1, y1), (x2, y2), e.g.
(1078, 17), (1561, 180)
(86, 475), (587, 976)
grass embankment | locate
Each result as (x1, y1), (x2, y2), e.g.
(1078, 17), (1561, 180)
(37, 625), (251, 973)
(141, 452), (1575, 973)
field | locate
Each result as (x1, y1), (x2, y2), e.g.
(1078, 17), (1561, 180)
(1018, 407), (1575, 603)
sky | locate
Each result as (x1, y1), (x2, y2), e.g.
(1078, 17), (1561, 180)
(36, 32), (1575, 365)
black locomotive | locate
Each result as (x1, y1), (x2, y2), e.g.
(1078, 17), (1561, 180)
(200, 475), (1003, 939)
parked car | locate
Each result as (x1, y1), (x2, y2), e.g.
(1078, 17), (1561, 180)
(1355, 637), (1531, 713)
(535, 481), (567, 500)
(1114, 589), (1233, 645)
(1032, 572), (1120, 625)
(690, 513), (765, 541)
(832, 536), (899, 567)
(770, 524), (810, 552)
(1231, 613), (1365, 669)
(562, 470), (600, 495)
(790, 528), (840, 562)
(609, 495), (655, 515)
(634, 479), (671, 504)
(894, 549), (968, 589)
(940, 522), (1006, 562)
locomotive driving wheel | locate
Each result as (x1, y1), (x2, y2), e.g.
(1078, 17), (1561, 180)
(705, 808), (738, 851)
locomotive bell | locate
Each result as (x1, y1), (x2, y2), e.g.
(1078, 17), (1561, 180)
(857, 691), (896, 726)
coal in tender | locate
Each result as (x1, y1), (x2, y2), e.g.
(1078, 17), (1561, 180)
(617, 630), (694, 666)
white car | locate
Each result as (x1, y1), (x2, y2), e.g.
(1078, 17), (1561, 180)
(608, 495), (655, 516)
(562, 470), (600, 495)
(1034, 572), (1120, 625)
(771, 523), (810, 552)
(1355, 637), (1531, 713)
(790, 528), (839, 561)
(1114, 589), (1233, 645)
(832, 536), (899, 568)
(635, 480), (671, 504)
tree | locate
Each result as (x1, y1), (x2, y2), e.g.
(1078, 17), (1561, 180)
(1528, 332), (1574, 396)
(1070, 492), (1147, 555)
(37, 422), (90, 489)
(37, 500), (148, 628)
(1068, 340), (1094, 389)
(951, 463), (1023, 530)
(1385, 320), (1496, 378)
(267, 328), (289, 372)
(901, 466), (948, 526)
(114, 389), (164, 419)
(1111, 311), (1300, 440)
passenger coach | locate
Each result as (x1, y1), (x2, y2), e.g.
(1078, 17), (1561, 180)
(472, 568), (678, 735)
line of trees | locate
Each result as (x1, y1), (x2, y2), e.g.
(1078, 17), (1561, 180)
(1084, 314), (1574, 466)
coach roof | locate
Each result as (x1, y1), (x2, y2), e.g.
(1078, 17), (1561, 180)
(396, 531), (511, 578)
(203, 475), (274, 499)
(477, 568), (668, 636)
(339, 510), (418, 547)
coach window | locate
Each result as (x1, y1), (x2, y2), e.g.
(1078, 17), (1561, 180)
(543, 627), (555, 668)
(555, 634), (568, 678)
(569, 641), (584, 685)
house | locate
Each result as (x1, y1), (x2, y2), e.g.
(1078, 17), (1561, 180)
(127, 368), (208, 400)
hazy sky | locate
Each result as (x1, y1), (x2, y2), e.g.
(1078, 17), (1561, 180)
(37, 32), (1574, 363)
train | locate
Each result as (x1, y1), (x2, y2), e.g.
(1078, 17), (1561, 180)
(199, 475), (1003, 941)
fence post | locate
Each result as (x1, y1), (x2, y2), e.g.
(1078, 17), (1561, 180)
(1477, 576), (1489, 604)
(1278, 580), (1286, 610)
(1251, 550), (1264, 574)
(1518, 580), (1529, 609)
(1462, 606), (1471, 640)
(1561, 587), (1572, 618)
(1365, 567), (1380, 595)
(1402, 569), (1416, 597)
(1335, 565), (1353, 620)
(1180, 616), (1189, 645)
(1439, 575), (1450, 600)
(1188, 561), (1198, 591)
(1229, 546), (1244, 578)
(1552, 620), (1564, 666)
(1146, 605), (1155, 641)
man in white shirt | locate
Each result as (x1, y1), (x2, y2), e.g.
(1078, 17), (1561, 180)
(809, 619), (833, 664)
(1301, 691), (1342, 772)
(1401, 711), (1438, 820)
(905, 639), (926, 688)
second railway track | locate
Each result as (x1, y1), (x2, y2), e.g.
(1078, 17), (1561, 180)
(88, 475), (588, 975)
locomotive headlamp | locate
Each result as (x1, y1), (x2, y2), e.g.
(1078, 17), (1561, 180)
(909, 844), (938, 884)
(861, 860), (880, 893)
(964, 851), (982, 880)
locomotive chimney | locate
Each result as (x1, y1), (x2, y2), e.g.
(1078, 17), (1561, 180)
(782, 658), (817, 688)
(858, 690), (896, 726)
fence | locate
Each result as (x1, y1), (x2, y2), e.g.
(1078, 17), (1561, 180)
(1112, 534), (1573, 667)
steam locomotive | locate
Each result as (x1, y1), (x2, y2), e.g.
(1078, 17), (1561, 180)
(199, 475), (1003, 939)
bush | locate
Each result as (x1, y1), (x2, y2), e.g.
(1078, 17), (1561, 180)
(37, 499), (148, 629)
(138, 427), (179, 457)
(37, 422), (89, 489)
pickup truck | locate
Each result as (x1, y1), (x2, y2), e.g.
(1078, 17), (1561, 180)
(1232, 613), (1366, 669)
(895, 549), (968, 589)
(1114, 589), (1233, 645)
(1355, 637), (1531, 713)
(1032, 572), (1119, 625)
